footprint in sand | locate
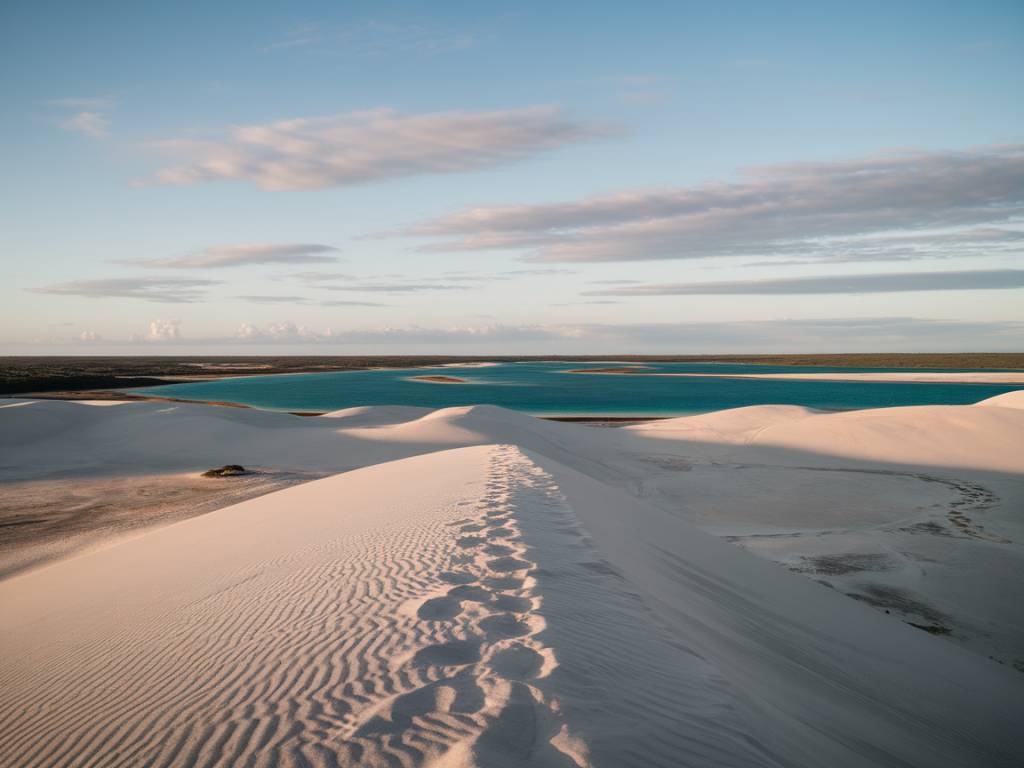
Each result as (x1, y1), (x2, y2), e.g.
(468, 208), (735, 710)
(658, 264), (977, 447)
(489, 644), (544, 681)
(447, 584), (492, 602)
(484, 543), (517, 556)
(487, 556), (531, 572)
(472, 682), (577, 767)
(439, 570), (478, 585)
(417, 595), (465, 621)
(412, 639), (482, 668)
(355, 673), (485, 738)
(478, 613), (532, 640)
(492, 594), (532, 613)
(483, 575), (524, 591)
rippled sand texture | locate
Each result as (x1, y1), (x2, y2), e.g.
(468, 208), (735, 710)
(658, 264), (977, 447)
(0, 445), (771, 766)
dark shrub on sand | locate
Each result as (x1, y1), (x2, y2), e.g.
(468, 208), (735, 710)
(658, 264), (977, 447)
(202, 465), (247, 478)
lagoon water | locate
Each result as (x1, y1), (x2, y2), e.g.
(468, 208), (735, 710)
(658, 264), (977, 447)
(131, 361), (1024, 416)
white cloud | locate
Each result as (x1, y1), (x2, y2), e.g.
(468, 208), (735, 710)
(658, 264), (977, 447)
(132, 243), (340, 269)
(235, 322), (262, 340)
(269, 321), (317, 339)
(234, 321), (319, 340)
(145, 319), (180, 341)
(396, 144), (1024, 263)
(60, 111), (110, 138)
(144, 107), (615, 190)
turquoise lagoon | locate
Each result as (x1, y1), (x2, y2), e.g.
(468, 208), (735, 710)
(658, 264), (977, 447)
(131, 362), (1024, 417)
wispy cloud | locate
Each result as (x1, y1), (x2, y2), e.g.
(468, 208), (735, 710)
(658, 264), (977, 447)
(263, 21), (324, 52)
(504, 267), (579, 277)
(47, 96), (115, 110)
(235, 295), (313, 305)
(287, 271), (356, 283)
(739, 227), (1024, 267)
(264, 19), (477, 56)
(586, 268), (1024, 296)
(129, 243), (340, 269)
(285, 269), (562, 293)
(323, 282), (469, 293)
(616, 75), (671, 105)
(49, 96), (115, 138)
(395, 144), (1024, 263)
(31, 277), (218, 303)
(143, 107), (616, 191)
(319, 299), (389, 307)
(233, 294), (387, 307)
(59, 111), (110, 138)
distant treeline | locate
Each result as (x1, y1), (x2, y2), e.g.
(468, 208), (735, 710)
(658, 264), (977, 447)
(2, 353), (1023, 395)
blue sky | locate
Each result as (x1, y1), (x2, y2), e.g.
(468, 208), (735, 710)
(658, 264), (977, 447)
(2, 0), (1022, 353)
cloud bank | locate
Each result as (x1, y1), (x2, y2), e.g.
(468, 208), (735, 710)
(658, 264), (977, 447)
(146, 107), (611, 190)
(16, 317), (1017, 354)
(398, 145), (1024, 263)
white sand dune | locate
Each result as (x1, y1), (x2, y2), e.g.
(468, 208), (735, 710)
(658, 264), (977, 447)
(2, 394), (1024, 766)
(976, 389), (1024, 409)
(628, 400), (1024, 471)
(622, 404), (820, 444)
(3, 443), (1022, 767)
(319, 404), (434, 426)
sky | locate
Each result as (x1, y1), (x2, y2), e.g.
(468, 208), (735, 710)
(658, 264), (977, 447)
(2, 0), (1022, 354)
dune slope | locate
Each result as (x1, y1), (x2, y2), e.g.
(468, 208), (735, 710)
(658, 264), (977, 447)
(2, 444), (1023, 767)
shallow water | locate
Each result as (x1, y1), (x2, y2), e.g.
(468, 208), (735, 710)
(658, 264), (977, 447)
(131, 361), (1024, 416)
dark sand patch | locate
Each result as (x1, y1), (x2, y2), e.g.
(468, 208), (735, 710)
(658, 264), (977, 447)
(795, 553), (897, 576)
(0, 470), (318, 580)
